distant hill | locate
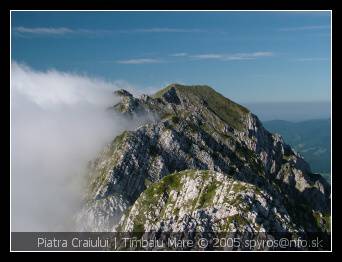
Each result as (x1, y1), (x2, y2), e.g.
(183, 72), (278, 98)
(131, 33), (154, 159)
(263, 119), (331, 174)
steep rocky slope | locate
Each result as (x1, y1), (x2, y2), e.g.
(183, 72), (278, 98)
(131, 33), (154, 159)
(76, 84), (330, 239)
(263, 119), (331, 174)
(117, 170), (299, 233)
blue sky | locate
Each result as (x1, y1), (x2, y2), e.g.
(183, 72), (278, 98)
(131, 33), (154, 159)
(11, 11), (331, 114)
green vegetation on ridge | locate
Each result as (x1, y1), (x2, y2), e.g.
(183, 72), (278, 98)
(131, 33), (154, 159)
(154, 84), (250, 131)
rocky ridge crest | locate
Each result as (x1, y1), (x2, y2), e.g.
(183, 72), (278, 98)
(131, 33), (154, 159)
(76, 84), (330, 240)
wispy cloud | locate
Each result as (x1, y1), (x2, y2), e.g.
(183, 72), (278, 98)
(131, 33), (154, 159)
(170, 53), (188, 57)
(279, 25), (330, 31)
(116, 58), (162, 64)
(190, 52), (274, 61)
(13, 26), (113, 37)
(132, 28), (204, 33)
(14, 26), (206, 37)
(14, 26), (74, 35)
(190, 54), (223, 59)
(116, 52), (273, 65)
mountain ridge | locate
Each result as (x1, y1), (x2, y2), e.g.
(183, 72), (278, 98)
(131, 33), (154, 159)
(76, 84), (330, 249)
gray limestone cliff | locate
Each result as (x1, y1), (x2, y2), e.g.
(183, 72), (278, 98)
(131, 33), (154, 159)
(75, 84), (330, 243)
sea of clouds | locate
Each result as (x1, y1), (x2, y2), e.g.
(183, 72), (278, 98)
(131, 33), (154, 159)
(11, 62), (151, 231)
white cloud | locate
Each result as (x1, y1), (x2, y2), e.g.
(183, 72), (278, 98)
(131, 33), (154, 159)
(13, 27), (113, 37)
(14, 26), (74, 35)
(11, 62), (152, 231)
(133, 28), (204, 33)
(191, 54), (223, 59)
(13, 26), (205, 37)
(190, 52), (273, 61)
(117, 58), (162, 64)
(117, 52), (273, 65)
(11, 62), (118, 108)
(170, 53), (188, 57)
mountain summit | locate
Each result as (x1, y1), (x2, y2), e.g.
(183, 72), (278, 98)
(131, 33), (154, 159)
(76, 84), (330, 249)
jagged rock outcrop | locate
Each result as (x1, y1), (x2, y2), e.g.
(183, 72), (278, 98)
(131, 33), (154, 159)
(118, 170), (299, 233)
(76, 84), (330, 239)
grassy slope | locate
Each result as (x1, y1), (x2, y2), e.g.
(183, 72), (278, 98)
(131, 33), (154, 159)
(154, 84), (250, 131)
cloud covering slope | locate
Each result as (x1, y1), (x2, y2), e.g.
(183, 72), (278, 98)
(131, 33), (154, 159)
(11, 62), (147, 231)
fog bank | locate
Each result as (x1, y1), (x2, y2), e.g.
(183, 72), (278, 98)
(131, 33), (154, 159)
(11, 62), (148, 231)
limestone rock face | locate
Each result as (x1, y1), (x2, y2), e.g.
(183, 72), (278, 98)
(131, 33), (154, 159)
(118, 170), (299, 234)
(76, 84), (330, 237)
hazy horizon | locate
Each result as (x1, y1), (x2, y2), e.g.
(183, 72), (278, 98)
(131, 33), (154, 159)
(244, 101), (331, 121)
